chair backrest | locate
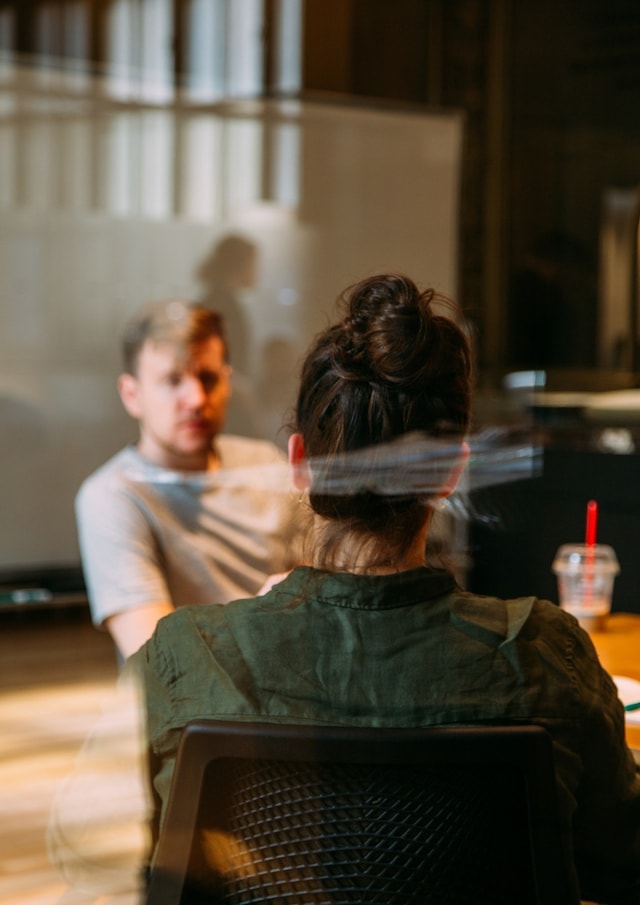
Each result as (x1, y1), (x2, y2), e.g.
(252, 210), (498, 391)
(145, 720), (579, 905)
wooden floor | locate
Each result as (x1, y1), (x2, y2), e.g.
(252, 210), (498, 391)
(0, 606), (120, 905)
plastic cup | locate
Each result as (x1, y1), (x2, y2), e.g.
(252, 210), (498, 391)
(552, 544), (619, 632)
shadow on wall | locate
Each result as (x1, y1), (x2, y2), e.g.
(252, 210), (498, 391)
(257, 336), (300, 450)
(194, 234), (259, 378)
(195, 233), (265, 440)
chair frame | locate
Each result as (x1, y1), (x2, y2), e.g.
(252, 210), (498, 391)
(145, 720), (578, 905)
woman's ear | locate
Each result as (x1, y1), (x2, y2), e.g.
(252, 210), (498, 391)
(288, 432), (311, 491)
(439, 440), (470, 498)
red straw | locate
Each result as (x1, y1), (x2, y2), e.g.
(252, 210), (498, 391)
(585, 500), (598, 547)
(584, 500), (598, 608)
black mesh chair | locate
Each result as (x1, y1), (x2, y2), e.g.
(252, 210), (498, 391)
(145, 720), (578, 905)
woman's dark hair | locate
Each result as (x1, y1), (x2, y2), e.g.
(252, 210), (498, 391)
(294, 274), (472, 568)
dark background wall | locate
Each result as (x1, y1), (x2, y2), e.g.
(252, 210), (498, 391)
(302, 0), (640, 377)
(301, 0), (640, 613)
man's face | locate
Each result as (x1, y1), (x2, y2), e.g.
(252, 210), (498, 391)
(118, 336), (231, 471)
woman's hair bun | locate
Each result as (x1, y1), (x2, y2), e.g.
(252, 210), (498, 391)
(295, 271), (470, 453)
(336, 273), (439, 386)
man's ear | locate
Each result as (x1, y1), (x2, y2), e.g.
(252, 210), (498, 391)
(439, 440), (470, 498)
(117, 373), (142, 420)
(288, 432), (311, 491)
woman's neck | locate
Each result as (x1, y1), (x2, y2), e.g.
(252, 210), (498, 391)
(312, 517), (431, 576)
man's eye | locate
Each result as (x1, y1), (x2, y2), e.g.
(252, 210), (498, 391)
(200, 373), (219, 391)
(167, 374), (182, 387)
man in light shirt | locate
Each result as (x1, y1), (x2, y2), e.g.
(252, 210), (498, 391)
(76, 300), (302, 660)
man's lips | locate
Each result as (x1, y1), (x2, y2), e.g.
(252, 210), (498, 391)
(181, 418), (211, 432)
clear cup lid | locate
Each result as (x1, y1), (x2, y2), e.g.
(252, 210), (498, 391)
(552, 543), (620, 574)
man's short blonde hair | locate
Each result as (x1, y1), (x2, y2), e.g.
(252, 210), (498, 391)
(122, 301), (227, 375)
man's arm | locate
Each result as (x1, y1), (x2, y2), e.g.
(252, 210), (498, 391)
(106, 602), (175, 660)
(76, 470), (177, 660)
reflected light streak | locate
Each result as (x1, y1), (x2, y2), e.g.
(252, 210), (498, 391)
(122, 426), (541, 531)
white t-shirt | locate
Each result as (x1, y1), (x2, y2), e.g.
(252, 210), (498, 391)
(76, 435), (304, 626)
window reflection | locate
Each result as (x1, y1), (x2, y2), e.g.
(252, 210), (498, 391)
(59, 116), (92, 210)
(0, 8), (14, 57)
(178, 115), (225, 219)
(106, 0), (173, 103)
(272, 0), (302, 95)
(139, 110), (174, 218)
(185, 0), (265, 102)
(226, 118), (263, 212)
(34, 1), (90, 89)
(0, 117), (16, 207)
(270, 119), (300, 207)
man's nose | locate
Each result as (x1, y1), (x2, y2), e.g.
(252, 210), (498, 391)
(181, 375), (208, 406)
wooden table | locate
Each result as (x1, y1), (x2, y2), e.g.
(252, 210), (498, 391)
(589, 613), (640, 750)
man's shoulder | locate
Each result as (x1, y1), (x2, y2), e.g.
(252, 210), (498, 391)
(217, 434), (286, 467)
(76, 446), (140, 502)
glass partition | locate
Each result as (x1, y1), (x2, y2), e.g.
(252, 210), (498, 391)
(0, 58), (463, 582)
